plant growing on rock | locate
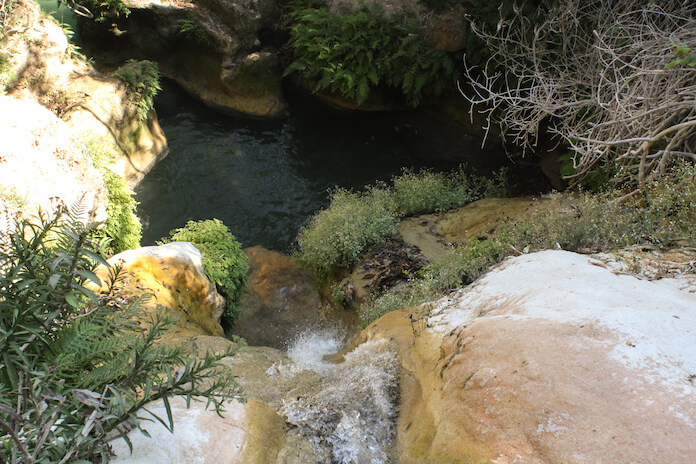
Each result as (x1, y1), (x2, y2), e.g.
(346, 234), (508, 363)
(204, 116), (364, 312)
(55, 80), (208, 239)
(284, 1), (455, 106)
(0, 208), (242, 463)
(114, 60), (162, 123)
(85, 139), (142, 254)
(160, 219), (249, 323)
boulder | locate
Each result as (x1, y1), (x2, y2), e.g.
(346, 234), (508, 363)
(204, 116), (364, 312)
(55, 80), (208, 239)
(0, 95), (107, 229)
(1, 0), (168, 186)
(361, 250), (696, 463)
(98, 242), (226, 339)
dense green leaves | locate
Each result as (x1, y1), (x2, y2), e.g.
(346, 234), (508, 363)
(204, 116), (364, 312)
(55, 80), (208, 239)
(160, 219), (249, 323)
(114, 60), (162, 123)
(285, 2), (455, 106)
(0, 209), (242, 462)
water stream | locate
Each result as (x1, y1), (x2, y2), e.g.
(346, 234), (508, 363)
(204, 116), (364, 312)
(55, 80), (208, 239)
(135, 82), (505, 251)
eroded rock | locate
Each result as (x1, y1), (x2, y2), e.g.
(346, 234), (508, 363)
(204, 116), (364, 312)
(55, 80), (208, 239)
(0, 95), (107, 228)
(361, 250), (696, 463)
(1, 0), (168, 186)
(79, 0), (287, 118)
(97, 242), (226, 339)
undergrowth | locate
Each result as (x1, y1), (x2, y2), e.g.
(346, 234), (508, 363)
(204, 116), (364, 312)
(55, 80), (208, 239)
(360, 162), (696, 324)
(159, 219), (249, 324)
(0, 208), (241, 463)
(296, 166), (506, 274)
(284, 1), (455, 106)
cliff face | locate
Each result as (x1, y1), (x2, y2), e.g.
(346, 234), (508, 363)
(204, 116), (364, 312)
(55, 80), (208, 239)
(1, 0), (168, 186)
(77, 0), (287, 118)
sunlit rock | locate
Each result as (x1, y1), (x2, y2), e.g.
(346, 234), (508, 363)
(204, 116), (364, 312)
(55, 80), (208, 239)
(361, 250), (696, 463)
(0, 95), (107, 228)
(2, 0), (168, 186)
(98, 242), (226, 339)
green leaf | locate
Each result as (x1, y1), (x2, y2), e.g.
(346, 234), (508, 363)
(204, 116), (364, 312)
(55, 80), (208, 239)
(65, 293), (80, 309)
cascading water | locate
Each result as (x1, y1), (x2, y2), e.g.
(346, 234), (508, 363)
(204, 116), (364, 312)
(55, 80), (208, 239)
(258, 328), (400, 463)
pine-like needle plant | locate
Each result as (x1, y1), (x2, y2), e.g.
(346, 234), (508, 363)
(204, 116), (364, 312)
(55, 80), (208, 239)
(0, 204), (242, 463)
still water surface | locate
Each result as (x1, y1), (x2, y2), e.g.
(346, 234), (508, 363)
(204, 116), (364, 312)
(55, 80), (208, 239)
(135, 82), (502, 251)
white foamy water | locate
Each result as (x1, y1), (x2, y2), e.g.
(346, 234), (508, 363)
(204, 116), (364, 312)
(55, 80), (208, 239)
(280, 331), (399, 464)
(286, 328), (344, 371)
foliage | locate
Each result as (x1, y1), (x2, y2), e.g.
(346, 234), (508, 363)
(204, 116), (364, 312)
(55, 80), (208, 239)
(160, 219), (249, 322)
(360, 162), (696, 323)
(393, 166), (506, 216)
(296, 167), (505, 274)
(114, 60), (162, 123)
(462, 0), (696, 187)
(176, 17), (213, 46)
(0, 0), (15, 39)
(296, 186), (398, 273)
(85, 139), (142, 255)
(665, 44), (696, 69)
(0, 208), (242, 463)
(558, 151), (616, 193)
(284, 2), (455, 106)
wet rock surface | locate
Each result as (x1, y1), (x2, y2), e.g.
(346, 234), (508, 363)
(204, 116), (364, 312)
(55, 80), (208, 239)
(232, 246), (355, 348)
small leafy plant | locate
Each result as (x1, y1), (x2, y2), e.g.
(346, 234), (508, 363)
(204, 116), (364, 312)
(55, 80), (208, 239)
(114, 60), (162, 123)
(160, 219), (249, 323)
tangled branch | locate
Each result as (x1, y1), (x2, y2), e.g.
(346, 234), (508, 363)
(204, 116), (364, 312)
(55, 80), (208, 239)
(461, 0), (696, 186)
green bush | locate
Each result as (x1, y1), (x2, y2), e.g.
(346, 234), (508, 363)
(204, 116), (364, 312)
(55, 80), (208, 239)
(296, 168), (505, 274)
(85, 139), (142, 254)
(114, 60), (162, 123)
(160, 219), (249, 322)
(0, 209), (241, 463)
(284, 2), (455, 106)
(393, 167), (506, 216)
(296, 186), (399, 273)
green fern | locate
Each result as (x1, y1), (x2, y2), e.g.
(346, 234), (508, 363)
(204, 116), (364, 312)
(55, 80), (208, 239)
(284, 2), (456, 106)
(114, 60), (162, 123)
(0, 209), (242, 462)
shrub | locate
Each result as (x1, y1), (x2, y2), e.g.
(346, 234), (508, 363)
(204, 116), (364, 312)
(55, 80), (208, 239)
(393, 167), (506, 216)
(284, 2), (455, 106)
(296, 168), (505, 274)
(85, 139), (142, 254)
(160, 219), (249, 322)
(114, 60), (162, 123)
(296, 186), (399, 273)
(0, 209), (241, 463)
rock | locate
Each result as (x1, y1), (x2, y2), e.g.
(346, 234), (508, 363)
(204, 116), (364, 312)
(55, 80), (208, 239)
(232, 246), (349, 348)
(422, 5), (468, 52)
(97, 242), (226, 339)
(399, 197), (544, 261)
(109, 396), (298, 464)
(361, 250), (696, 463)
(1, 0), (168, 186)
(79, 0), (287, 118)
(0, 95), (107, 228)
